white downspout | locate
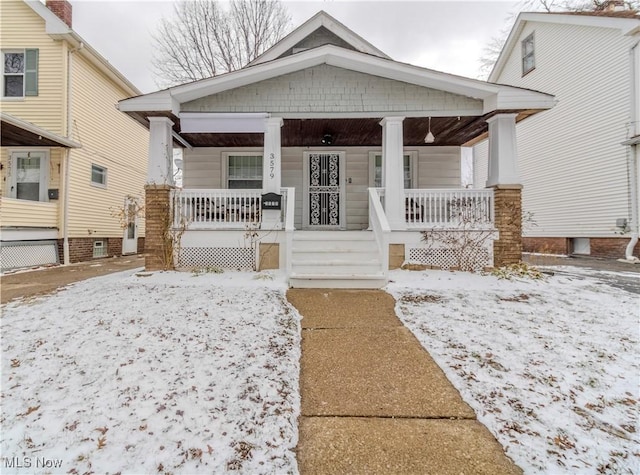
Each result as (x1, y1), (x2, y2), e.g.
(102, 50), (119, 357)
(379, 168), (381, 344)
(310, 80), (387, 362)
(625, 41), (640, 261)
(62, 41), (83, 265)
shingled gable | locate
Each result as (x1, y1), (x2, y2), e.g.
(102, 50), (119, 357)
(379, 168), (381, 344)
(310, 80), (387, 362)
(248, 10), (390, 66)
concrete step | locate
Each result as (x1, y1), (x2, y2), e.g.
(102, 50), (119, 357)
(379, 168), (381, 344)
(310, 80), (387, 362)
(293, 231), (375, 241)
(289, 273), (387, 289)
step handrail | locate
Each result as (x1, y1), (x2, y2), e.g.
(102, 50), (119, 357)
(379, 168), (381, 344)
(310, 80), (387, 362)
(368, 187), (390, 278)
(283, 187), (295, 278)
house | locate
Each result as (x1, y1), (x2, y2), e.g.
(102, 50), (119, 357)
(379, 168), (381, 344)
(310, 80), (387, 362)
(0, 0), (148, 271)
(119, 11), (555, 288)
(474, 6), (640, 260)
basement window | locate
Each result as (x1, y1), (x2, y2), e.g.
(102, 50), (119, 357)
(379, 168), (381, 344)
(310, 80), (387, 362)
(93, 240), (107, 258)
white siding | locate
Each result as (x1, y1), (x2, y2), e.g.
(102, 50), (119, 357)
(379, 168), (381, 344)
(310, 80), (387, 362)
(475, 20), (637, 238)
(183, 146), (461, 230)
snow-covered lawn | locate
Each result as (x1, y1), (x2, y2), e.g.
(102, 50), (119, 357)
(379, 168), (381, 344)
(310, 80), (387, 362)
(2, 263), (638, 475)
(387, 267), (639, 475)
(1, 269), (300, 474)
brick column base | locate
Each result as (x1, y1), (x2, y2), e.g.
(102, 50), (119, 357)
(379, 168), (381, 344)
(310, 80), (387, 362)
(144, 184), (175, 271)
(492, 185), (523, 267)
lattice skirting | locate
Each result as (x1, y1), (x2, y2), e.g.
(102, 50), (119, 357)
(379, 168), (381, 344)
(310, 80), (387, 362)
(408, 246), (492, 271)
(177, 247), (255, 270)
(0, 240), (59, 271)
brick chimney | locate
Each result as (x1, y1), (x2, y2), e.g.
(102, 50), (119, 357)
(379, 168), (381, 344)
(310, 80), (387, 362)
(46, 0), (72, 28)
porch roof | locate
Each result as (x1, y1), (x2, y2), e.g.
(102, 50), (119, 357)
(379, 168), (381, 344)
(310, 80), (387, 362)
(1, 112), (81, 148)
(119, 38), (555, 148)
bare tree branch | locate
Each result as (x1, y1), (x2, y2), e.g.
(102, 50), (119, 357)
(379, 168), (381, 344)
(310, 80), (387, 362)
(152, 0), (291, 88)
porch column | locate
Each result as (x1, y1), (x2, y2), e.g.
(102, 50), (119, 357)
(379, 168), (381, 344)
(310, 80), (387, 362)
(145, 116), (175, 271)
(486, 113), (522, 267)
(263, 117), (283, 193)
(148, 117), (174, 186)
(262, 117), (284, 229)
(380, 116), (406, 230)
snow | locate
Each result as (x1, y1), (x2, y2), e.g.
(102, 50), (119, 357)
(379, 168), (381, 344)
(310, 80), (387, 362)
(1, 269), (300, 474)
(2, 263), (638, 474)
(386, 267), (639, 475)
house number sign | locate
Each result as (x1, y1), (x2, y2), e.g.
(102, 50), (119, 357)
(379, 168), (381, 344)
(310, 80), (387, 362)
(269, 152), (275, 179)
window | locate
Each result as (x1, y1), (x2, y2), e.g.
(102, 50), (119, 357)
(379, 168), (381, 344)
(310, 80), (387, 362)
(227, 154), (263, 189)
(521, 33), (535, 76)
(93, 240), (107, 258)
(9, 151), (49, 201)
(370, 153), (416, 188)
(2, 49), (38, 98)
(91, 164), (107, 187)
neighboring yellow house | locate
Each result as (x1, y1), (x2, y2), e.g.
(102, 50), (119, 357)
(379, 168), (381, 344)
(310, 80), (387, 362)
(0, 0), (148, 270)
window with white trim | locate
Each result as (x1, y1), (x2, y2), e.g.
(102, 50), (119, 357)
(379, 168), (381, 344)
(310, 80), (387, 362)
(370, 152), (416, 188)
(521, 33), (535, 76)
(226, 154), (263, 189)
(91, 164), (107, 187)
(2, 49), (38, 98)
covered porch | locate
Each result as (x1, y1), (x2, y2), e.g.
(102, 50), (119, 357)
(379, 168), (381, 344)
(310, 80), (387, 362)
(118, 30), (555, 286)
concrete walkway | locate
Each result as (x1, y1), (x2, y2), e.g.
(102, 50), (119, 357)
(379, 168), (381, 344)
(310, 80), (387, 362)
(1, 255), (144, 304)
(287, 289), (522, 475)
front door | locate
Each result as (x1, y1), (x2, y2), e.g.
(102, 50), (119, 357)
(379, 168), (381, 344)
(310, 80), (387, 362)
(122, 197), (139, 254)
(303, 152), (345, 229)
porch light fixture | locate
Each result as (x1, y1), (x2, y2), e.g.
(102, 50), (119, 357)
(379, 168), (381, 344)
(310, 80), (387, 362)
(424, 117), (435, 144)
(321, 133), (333, 145)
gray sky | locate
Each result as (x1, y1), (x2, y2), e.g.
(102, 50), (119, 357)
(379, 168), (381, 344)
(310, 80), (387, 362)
(71, 0), (519, 94)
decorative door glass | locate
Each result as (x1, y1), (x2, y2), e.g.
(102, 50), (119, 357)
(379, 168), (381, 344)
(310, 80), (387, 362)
(308, 153), (340, 227)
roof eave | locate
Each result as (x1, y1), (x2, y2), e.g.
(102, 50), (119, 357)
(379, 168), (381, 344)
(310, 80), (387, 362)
(491, 11), (640, 81)
(249, 10), (390, 67)
(23, 0), (141, 97)
(1, 112), (82, 148)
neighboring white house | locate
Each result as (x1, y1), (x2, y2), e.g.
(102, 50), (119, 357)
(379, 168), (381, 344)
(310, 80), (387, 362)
(474, 7), (640, 260)
(120, 11), (556, 288)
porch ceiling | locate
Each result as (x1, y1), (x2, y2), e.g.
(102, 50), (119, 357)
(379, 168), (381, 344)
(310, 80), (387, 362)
(180, 116), (492, 148)
(126, 110), (540, 148)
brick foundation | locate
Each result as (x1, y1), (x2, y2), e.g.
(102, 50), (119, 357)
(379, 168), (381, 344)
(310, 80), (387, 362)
(525, 236), (640, 259)
(492, 185), (522, 267)
(523, 237), (569, 255)
(145, 184), (174, 271)
(56, 237), (119, 264)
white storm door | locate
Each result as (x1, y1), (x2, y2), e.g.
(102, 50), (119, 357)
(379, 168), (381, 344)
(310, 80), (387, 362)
(303, 152), (345, 229)
(10, 151), (49, 201)
(122, 197), (138, 254)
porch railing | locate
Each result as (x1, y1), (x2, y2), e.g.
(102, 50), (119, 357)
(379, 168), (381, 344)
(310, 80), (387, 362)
(172, 188), (291, 229)
(404, 189), (494, 228)
(368, 187), (390, 277)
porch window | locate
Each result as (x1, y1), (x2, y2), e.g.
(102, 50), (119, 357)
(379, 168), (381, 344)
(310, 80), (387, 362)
(91, 164), (107, 187)
(9, 151), (49, 201)
(370, 153), (416, 188)
(521, 32), (535, 76)
(2, 49), (38, 98)
(227, 154), (262, 189)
